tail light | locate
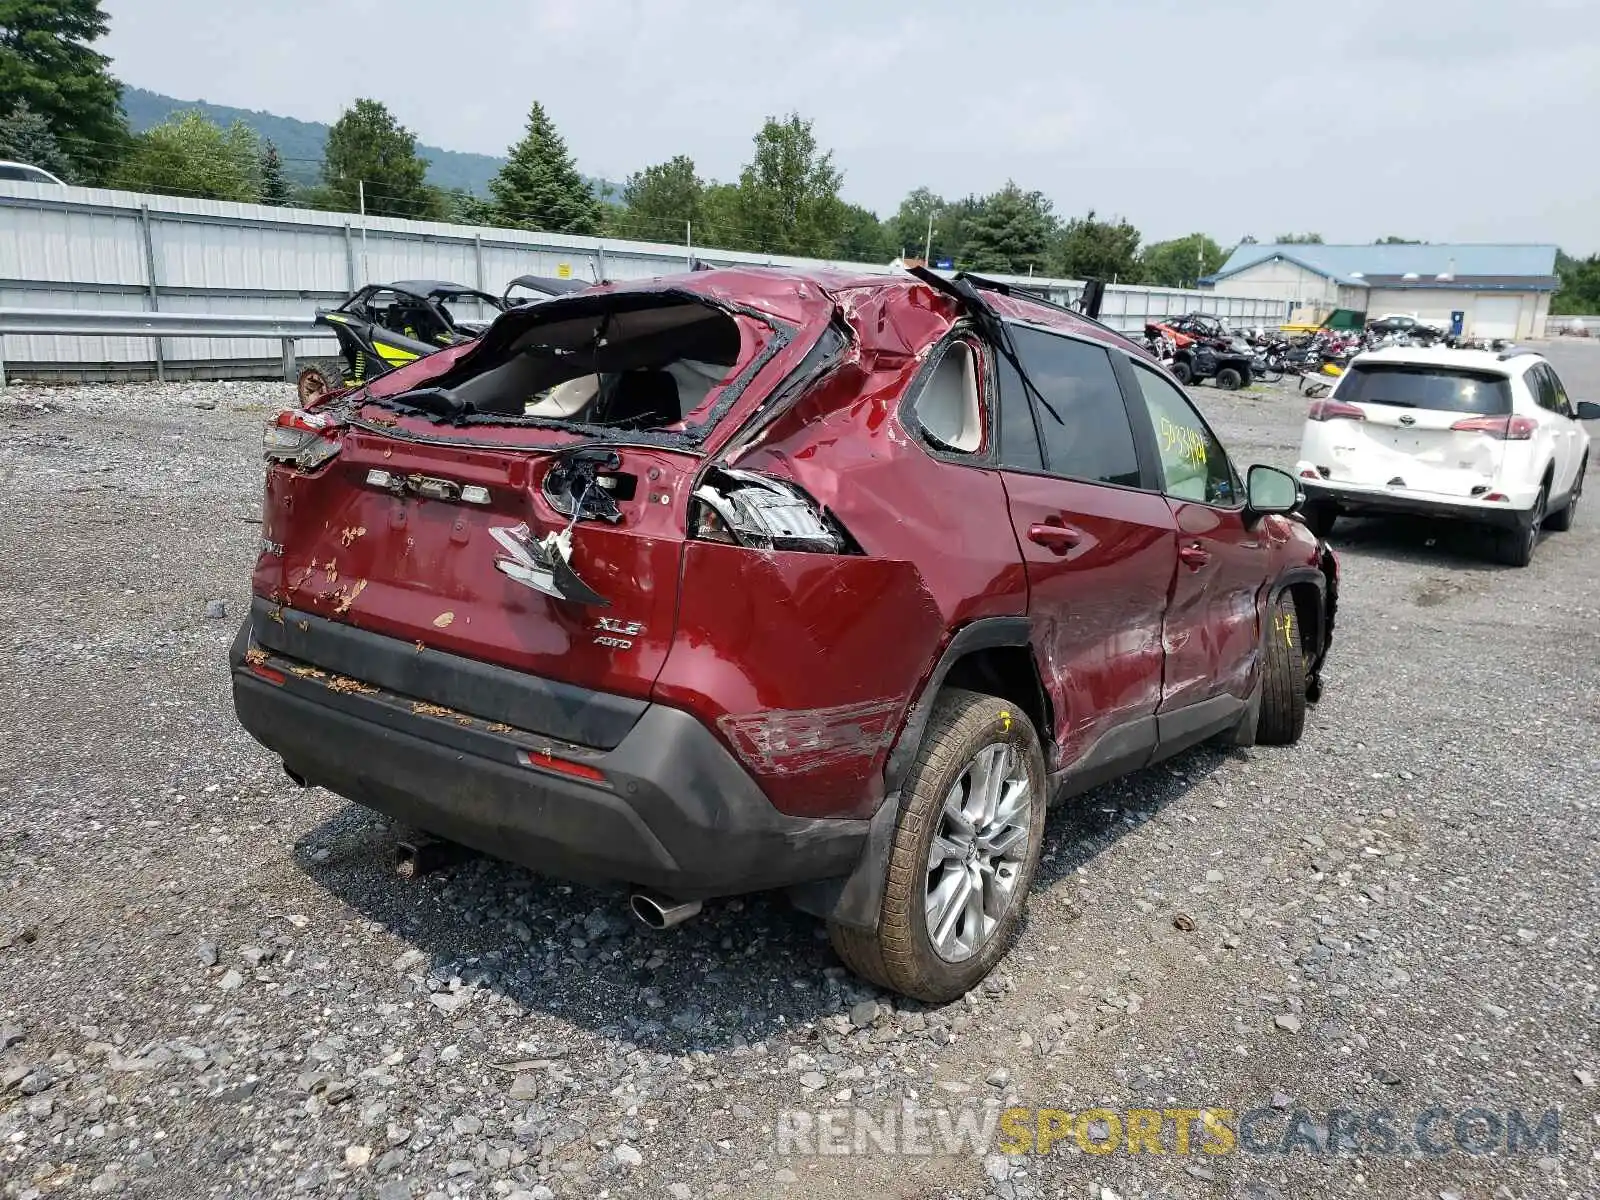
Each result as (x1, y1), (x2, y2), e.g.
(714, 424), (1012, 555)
(690, 468), (858, 554)
(1449, 415), (1536, 440)
(264, 408), (342, 470)
(1308, 400), (1366, 422)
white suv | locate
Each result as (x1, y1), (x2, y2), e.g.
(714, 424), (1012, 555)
(1295, 346), (1598, 565)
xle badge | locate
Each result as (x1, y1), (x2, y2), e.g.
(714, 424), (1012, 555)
(594, 616), (645, 650)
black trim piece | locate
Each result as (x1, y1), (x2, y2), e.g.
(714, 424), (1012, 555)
(231, 661), (866, 899)
(1153, 694), (1248, 760)
(246, 599), (647, 750)
(882, 617), (1037, 794)
(1299, 481), (1527, 530)
(787, 790), (904, 931)
(1050, 715), (1158, 804)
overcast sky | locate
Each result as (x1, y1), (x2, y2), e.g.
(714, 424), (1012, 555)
(102, 0), (1599, 253)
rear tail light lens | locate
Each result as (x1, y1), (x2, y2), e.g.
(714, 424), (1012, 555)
(1449, 415), (1536, 440)
(690, 468), (857, 554)
(264, 408), (342, 469)
(1307, 400), (1366, 422)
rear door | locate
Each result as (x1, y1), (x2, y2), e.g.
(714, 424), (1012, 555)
(1530, 363), (1581, 495)
(1327, 362), (1516, 497)
(990, 323), (1177, 768)
(1122, 361), (1266, 708)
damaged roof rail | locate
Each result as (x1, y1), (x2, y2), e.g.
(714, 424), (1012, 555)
(957, 272), (1130, 344)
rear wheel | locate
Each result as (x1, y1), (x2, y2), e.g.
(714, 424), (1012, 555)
(1215, 366), (1243, 390)
(1493, 485), (1546, 567)
(1257, 592), (1307, 745)
(829, 689), (1046, 1003)
(1545, 459), (1584, 532)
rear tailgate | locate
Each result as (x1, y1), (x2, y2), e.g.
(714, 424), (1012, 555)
(255, 432), (695, 702)
(252, 274), (837, 712)
(1327, 362), (1513, 496)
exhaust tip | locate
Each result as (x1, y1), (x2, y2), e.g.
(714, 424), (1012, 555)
(629, 891), (702, 931)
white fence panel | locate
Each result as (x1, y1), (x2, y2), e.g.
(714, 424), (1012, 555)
(0, 181), (1288, 376)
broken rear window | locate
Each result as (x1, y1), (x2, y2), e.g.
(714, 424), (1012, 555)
(377, 292), (782, 445)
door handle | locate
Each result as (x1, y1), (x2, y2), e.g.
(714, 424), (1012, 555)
(1028, 522), (1083, 553)
(1178, 542), (1210, 569)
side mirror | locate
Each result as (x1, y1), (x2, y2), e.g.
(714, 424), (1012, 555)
(1246, 464), (1300, 515)
(1576, 401), (1600, 421)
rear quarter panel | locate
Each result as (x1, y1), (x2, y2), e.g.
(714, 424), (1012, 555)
(651, 354), (1028, 819)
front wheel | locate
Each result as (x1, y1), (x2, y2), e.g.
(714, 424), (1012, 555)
(1257, 591), (1307, 745)
(1215, 366), (1243, 390)
(1171, 359), (1194, 385)
(829, 689), (1047, 1003)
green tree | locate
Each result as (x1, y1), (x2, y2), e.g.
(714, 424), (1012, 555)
(1374, 235), (1421, 244)
(961, 182), (1057, 275)
(489, 100), (600, 235)
(620, 153), (701, 242)
(834, 202), (894, 262)
(259, 139), (290, 205)
(112, 111), (260, 201)
(321, 98), (440, 219)
(695, 181), (749, 251)
(0, 0), (125, 181)
(1552, 251), (1600, 315)
(1052, 210), (1142, 281)
(1139, 233), (1226, 288)
(442, 186), (495, 226)
(734, 113), (846, 256)
(0, 97), (69, 179)
(1274, 232), (1324, 244)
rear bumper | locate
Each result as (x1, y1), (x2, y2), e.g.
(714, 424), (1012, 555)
(1299, 478), (1533, 529)
(230, 614), (866, 899)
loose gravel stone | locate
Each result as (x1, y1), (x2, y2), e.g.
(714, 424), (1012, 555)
(2, 364), (1598, 1199)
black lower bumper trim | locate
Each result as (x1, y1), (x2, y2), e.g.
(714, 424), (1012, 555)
(231, 626), (866, 899)
(1301, 482), (1525, 530)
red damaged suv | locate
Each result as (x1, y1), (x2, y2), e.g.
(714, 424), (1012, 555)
(232, 267), (1336, 1002)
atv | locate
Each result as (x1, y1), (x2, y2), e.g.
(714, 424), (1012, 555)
(296, 280), (507, 404)
(1144, 320), (1255, 390)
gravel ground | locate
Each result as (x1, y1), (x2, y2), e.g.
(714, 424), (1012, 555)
(1, 345), (1598, 1200)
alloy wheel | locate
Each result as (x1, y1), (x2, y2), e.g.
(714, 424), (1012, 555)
(924, 742), (1034, 963)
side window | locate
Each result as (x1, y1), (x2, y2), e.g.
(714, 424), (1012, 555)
(993, 346), (1044, 472)
(1528, 365), (1558, 412)
(1129, 363), (1239, 506)
(1545, 365), (1574, 417)
(999, 324), (1142, 487)
(913, 339), (985, 454)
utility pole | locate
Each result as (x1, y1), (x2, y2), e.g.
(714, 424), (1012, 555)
(923, 209), (935, 264)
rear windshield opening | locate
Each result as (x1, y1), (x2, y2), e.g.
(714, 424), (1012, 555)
(1336, 365), (1511, 415)
(400, 295), (761, 438)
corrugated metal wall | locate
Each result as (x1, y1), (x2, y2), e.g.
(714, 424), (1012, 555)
(0, 182), (1289, 375)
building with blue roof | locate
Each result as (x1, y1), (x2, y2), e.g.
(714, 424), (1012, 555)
(1202, 243), (1558, 339)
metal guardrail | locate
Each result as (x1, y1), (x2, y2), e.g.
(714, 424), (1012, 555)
(0, 308), (326, 385)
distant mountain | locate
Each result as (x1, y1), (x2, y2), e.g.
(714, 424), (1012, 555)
(120, 87), (618, 200)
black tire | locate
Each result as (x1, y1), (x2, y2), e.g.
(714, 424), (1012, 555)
(1257, 592), (1307, 746)
(1300, 499), (1339, 538)
(1215, 366), (1243, 391)
(1545, 459), (1584, 532)
(829, 689), (1047, 1003)
(1171, 359), (1194, 385)
(1493, 485), (1546, 567)
(296, 360), (342, 405)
